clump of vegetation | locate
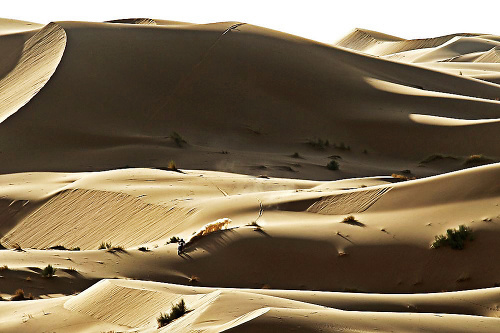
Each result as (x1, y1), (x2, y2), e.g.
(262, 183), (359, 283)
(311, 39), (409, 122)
(41, 264), (56, 278)
(170, 132), (186, 147)
(291, 152), (302, 158)
(10, 289), (33, 301)
(0, 265), (8, 271)
(70, 247), (80, 251)
(138, 246), (150, 252)
(12, 243), (24, 252)
(464, 154), (494, 166)
(420, 154), (457, 164)
(157, 299), (188, 328)
(431, 225), (474, 250)
(168, 236), (180, 244)
(98, 242), (112, 250)
(167, 160), (178, 171)
(48, 245), (68, 250)
(391, 173), (416, 181)
(306, 138), (329, 149)
(246, 221), (262, 231)
(333, 142), (350, 151)
(107, 245), (126, 253)
(186, 218), (231, 247)
(341, 215), (365, 227)
(326, 160), (339, 171)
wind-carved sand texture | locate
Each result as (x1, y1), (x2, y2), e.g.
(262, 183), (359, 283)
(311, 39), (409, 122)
(0, 17), (499, 332)
(0, 22), (66, 123)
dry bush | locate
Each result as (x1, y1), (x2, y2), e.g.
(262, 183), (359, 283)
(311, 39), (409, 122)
(157, 299), (188, 328)
(11, 289), (33, 301)
(464, 154), (494, 166)
(341, 215), (365, 227)
(186, 218), (232, 246)
(391, 173), (416, 181)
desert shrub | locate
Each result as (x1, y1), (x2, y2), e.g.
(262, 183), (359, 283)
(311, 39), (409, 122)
(41, 264), (56, 278)
(48, 245), (67, 250)
(107, 245), (126, 253)
(157, 299), (188, 328)
(167, 160), (177, 171)
(138, 246), (149, 252)
(291, 152), (301, 158)
(71, 247), (80, 251)
(341, 215), (365, 227)
(170, 132), (186, 147)
(10, 289), (33, 301)
(307, 138), (329, 149)
(431, 225), (473, 250)
(12, 243), (23, 252)
(464, 154), (493, 166)
(0, 265), (8, 271)
(186, 218), (231, 247)
(98, 242), (112, 250)
(391, 173), (415, 181)
(168, 236), (180, 244)
(326, 160), (339, 171)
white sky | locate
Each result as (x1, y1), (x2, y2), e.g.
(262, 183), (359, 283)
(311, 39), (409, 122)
(3, 0), (500, 43)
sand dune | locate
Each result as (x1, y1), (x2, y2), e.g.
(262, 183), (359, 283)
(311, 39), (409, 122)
(0, 17), (499, 332)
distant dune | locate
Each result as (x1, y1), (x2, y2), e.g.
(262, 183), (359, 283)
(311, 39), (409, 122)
(0, 18), (499, 332)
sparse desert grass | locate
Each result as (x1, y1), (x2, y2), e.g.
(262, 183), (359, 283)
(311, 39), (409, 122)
(98, 242), (112, 250)
(326, 160), (339, 171)
(107, 245), (126, 253)
(464, 154), (494, 166)
(157, 299), (188, 328)
(11, 289), (33, 301)
(431, 225), (474, 250)
(41, 264), (56, 278)
(186, 218), (231, 246)
(170, 132), (186, 147)
(306, 138), (329, 149)
(333, 142), (350, 151)
(341, 215), (365, 227)
(391, 173), (416, 181)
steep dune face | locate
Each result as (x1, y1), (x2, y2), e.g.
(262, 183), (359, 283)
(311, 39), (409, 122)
(0, 22), (66, 123)
(0, 21), (498, 176)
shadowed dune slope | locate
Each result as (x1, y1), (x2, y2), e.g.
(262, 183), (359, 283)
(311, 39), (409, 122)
(0, 21), (498, 176)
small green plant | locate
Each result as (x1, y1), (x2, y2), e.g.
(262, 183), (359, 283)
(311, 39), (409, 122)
(157, 299), (188, 328)
(431, 225), (474, 250)
(98, 242), (112, 250)
(170, 132), (186, 147)
(41, 264), (56, 278)
(326, 160), (339, 171)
